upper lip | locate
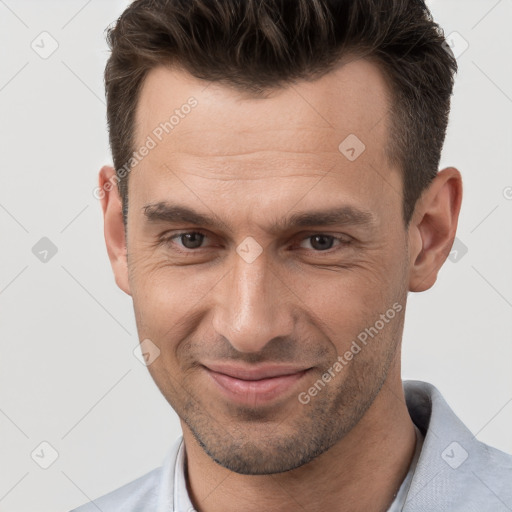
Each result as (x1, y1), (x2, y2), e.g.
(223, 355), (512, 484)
(203, 363), (310, 381)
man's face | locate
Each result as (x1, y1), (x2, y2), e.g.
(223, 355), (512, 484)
(125, 58), (410, 474)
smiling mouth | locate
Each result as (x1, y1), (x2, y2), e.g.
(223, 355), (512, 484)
(203, 364), (312, 405)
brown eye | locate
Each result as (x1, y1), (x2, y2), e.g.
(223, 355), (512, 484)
(178, 232), (205, 249)
(308, 234), (335, 251)
(297, 233), (351, 253)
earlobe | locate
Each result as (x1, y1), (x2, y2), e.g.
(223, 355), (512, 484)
(99, 165), (131, 296)
(408, 167), (463, 292)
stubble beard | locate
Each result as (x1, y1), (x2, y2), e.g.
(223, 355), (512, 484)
(177, 343), (397, 475)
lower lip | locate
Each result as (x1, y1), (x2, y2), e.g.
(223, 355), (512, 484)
(206, 368), (309, 405)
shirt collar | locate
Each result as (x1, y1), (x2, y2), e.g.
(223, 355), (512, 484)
(173, 439), (196, 512)
(170, 421), (425, 512)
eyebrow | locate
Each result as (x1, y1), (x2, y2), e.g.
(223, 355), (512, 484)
(142, 202), (376, 234)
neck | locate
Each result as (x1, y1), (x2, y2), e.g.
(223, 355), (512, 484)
(182, 373), (416, 512)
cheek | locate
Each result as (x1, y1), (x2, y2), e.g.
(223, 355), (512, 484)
(284, 267), (398, 346)
(128, 258), (220, 339)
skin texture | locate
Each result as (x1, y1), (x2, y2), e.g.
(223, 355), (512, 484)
(100, 58), (462, 511)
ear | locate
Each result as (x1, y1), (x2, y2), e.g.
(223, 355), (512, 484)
(99, 166), (131, 295)
(408, 167), (463, 292)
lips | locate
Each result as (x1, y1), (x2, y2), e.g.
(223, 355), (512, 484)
(203, 363), (311, 405)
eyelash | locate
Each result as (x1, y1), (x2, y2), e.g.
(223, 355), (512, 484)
(159, 230), (352, 254)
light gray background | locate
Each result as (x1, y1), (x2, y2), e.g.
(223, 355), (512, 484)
(0, 1), (511, 511)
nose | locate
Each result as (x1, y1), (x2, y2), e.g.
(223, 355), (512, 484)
(211, 246), (294, 353)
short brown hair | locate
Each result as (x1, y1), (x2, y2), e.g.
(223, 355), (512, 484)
(104, 0), (457, 226)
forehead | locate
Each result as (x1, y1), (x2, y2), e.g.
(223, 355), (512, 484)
(134, 57), (392, 160)
(130, 57), (401, 228)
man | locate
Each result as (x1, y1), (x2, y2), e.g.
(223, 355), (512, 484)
(74, 0), (512, 510)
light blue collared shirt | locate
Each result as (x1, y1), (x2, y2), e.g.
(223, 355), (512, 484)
(71, 380), (512, 511)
